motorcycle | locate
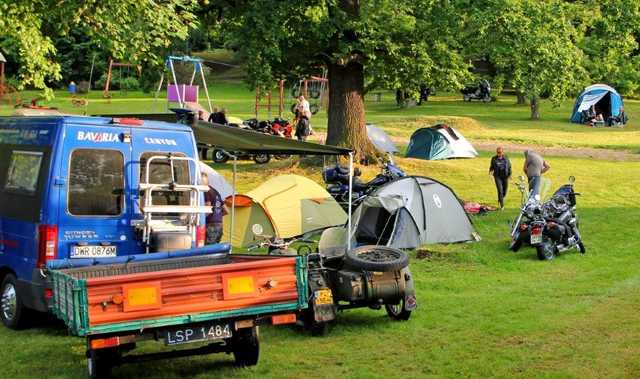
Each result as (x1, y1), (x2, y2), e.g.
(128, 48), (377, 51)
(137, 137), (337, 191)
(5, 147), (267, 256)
(248, 224), (417, 335)
(510, 176), (585, 260)
(461, 79), (491, 102)
(323, 159), (406, 211)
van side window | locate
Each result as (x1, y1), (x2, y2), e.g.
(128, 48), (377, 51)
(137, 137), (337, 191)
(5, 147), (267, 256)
(139, 152), (190, 206)
(68, 149), (124, 216)
(4, 151), (43, 194)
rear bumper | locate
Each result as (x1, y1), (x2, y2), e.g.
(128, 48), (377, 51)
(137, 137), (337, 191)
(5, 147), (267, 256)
(15, 269), (51, 313)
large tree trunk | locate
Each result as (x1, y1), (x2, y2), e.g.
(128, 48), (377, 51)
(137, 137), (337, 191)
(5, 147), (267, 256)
(326, 61), (378, 162)
(530, 95), (540, 120)
(516, 91), (527, 105)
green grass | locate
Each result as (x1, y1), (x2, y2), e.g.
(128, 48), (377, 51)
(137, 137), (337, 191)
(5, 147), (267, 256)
(1, 84), (639, 378)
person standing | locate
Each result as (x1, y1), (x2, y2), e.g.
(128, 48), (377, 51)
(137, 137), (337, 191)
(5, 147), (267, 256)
(523, 150), (550, 197)
(295, 95), (311, 141)
(201, 173), (228, 244)
(489, 147), (512, 209)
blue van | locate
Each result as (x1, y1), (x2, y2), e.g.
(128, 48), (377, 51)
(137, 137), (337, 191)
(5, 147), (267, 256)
(0, 115), (208, 328)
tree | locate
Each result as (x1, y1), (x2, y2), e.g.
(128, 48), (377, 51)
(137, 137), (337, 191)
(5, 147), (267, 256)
(210, 0), (470, 158)
(467, 0), (586, 119)
(577, 0), (640, 96)
(0, 0), (198, 97)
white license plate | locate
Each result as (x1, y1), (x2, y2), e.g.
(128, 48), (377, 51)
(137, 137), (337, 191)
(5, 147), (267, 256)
(165, 323), (232, 346)
(530, 233), (542, 244)
(70, 245), (117, 258)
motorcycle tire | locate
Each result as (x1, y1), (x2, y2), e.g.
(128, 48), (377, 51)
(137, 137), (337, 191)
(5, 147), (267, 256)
(578, 241), (586, 254)
(345, 246), (409, 272)
(385, 299), (412, 321)
(253, 154), (271, 164)
(213, 150), (229, 163)
(482, 96), (491, 103)
(536, 242), (557, 261)
(509, 238), (522, 252)
(310, 103), (320, 115)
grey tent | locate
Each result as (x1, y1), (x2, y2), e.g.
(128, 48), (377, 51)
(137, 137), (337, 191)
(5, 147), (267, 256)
(350, 176), (478, 248)
(366, 123), (398, 154)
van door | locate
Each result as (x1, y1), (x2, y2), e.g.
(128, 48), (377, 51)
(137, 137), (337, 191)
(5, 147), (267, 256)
(56, 124), (140, 259)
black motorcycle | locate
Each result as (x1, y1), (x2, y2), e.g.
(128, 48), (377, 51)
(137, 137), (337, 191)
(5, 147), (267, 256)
(510, 176), (585, 260)
(461, 79), (491, 102)
(323, 160), (406, 212)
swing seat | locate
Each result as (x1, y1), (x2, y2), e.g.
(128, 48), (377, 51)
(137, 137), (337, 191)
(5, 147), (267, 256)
(168, 84), (199, 102)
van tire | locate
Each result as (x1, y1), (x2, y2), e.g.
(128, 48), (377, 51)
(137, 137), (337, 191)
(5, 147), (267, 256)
(1, 274), (28, 330)
(87, 349), (115, 379)
(232, 326), (260, 366)
(213, 150), (229, 163)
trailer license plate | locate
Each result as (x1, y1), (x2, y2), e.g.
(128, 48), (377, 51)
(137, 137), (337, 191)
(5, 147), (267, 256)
(314, 289), (333, 305)
(70, 245), (117, 258)
(165, 323), (232, 346)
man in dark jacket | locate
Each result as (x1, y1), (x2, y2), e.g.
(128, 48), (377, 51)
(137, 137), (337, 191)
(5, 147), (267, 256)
(489, 146), (512, 209)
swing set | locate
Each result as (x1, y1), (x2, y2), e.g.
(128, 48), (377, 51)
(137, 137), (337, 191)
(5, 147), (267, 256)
(102, 59), (141, 98)
(153, 56), (212, 114)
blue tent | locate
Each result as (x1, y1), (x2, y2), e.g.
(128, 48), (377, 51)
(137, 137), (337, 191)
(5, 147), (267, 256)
(570, 84), (624, 124)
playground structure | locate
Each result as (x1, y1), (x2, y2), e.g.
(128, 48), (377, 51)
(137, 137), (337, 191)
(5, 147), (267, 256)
(153, 55), (213, 115)
(102, 59), (141, 98)
(255, 79), (286, 118)
(254, 72), (329, 119)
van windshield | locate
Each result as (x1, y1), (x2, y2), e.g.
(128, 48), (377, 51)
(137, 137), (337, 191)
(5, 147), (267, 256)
(68, 149), (124, 216)
(139, 153), (191, 206)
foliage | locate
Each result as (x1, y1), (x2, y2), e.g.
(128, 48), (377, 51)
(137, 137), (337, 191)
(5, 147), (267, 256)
(577, 0), (640, 96)
(0, 0), (198, 94)
(467, 0), (586, 118)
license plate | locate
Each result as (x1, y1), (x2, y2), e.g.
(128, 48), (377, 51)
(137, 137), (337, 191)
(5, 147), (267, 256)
(165, 323), (232, 346)
(314, 289), (334, 305)
(530, 233), (542, 244)
(70, 245), (117, 258)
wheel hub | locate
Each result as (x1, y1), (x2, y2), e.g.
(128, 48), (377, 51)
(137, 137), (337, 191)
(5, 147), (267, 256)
(1, 283), (17, 321)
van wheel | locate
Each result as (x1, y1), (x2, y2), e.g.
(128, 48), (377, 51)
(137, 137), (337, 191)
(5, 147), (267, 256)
(1, 274), (27, 330)
(232, 327), (259, 366)
(253, 154), (271, 164)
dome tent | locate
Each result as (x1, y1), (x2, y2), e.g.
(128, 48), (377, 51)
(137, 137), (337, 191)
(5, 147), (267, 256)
(222, 175), (347, 247)
(349, 176), (479, 249)
(405, 124), (478, 160)
(570, 84), (625, 124)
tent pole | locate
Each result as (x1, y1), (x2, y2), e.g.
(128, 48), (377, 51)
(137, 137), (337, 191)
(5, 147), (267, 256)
(347, 152), (354, 251)
(199, 62), (213, 113)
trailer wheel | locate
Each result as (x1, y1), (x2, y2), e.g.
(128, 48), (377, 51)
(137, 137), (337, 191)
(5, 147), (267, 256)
(87, 349), (115, 379)
(232, 326), (259, 367)
(1, 274), (27, 329)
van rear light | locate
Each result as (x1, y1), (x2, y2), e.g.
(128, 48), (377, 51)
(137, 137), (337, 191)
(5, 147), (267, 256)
(196, 226), (206, 247)
(37, 225), (58, 268)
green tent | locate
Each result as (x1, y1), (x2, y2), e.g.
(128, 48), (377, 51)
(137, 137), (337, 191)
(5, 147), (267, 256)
(405, 125), (478, 160)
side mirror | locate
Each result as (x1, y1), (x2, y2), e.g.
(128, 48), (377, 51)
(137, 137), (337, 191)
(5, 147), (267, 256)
(569, 176), (576, 184)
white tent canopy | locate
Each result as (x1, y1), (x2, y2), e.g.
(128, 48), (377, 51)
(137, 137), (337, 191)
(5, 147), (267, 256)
(198, 161), (233, 199)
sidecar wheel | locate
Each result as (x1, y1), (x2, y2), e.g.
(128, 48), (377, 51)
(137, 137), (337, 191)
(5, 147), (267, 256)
(536, 242), (557, 261)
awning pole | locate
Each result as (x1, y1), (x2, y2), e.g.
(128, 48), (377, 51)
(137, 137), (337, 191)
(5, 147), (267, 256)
(228, 150), (237, 253)
(347, 152), (354, 251)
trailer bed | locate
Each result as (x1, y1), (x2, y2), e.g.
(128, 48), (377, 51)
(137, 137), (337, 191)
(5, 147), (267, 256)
(50, 254), (308, 336)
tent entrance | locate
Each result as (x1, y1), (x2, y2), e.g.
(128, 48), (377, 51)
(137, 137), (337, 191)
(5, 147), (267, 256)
(594, 92), (611, 119)
(354, 207), (397, 246)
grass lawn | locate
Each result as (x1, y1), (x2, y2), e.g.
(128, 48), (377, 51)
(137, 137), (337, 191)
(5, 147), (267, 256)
(1, 84), (639, 378)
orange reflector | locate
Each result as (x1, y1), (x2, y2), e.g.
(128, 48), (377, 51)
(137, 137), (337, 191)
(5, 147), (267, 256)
(123, 282), (161, 312)
(90, 335), (136, 350)
(223, 275), (256, 299)
(271, 313), (297, 325)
